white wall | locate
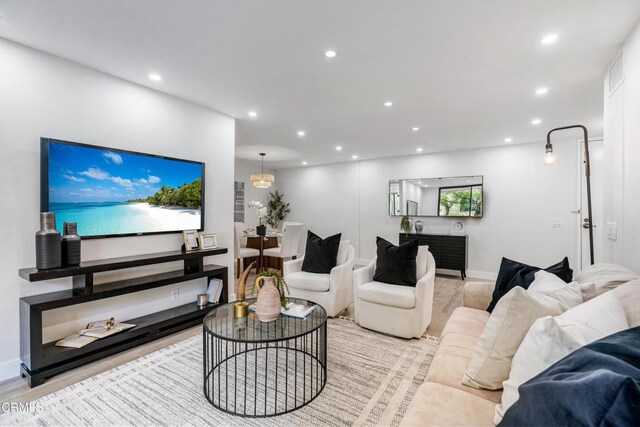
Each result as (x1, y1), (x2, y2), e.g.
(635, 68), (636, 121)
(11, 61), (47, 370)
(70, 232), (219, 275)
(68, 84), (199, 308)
(276, 141), (580, 278)
(602, 21), (640, 274)
(0, 38), (235, 380)
(234, 159), (275, 228)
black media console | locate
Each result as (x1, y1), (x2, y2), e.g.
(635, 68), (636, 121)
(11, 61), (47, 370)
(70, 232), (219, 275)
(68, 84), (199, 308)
(399, 233), (468, 279)
(18, 247), (228, 387)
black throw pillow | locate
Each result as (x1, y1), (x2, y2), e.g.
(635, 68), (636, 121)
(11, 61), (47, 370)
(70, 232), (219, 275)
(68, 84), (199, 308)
(373, 237), (419, 287)
(486, 257), (573, 312)
(301, 231), (342, 274)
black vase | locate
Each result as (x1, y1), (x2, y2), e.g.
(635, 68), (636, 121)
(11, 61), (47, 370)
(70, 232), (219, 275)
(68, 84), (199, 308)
(256, 224), (266, 236)
(35, 212), (61, 270)
(61, 222), (81, 266)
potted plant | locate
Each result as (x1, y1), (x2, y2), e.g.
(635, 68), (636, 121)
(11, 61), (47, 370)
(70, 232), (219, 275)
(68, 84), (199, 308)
(248, 201), (268, 236)
(266, 190), (291, 231)
(250, 269), (290, 322)
(400, 215), (412, 235)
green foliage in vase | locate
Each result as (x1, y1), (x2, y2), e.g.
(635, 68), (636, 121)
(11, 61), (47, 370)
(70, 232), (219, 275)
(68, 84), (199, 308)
(266, 190), (291, 230)
(250, 269), (290, 308)
(400, 215), (411, 234)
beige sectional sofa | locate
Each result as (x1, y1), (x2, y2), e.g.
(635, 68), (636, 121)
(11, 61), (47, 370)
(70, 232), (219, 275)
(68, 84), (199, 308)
(401, 281), (498, 426)
(401, 268), (640, 427)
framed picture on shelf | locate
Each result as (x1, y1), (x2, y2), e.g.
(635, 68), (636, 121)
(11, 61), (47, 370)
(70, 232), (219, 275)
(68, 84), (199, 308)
(199, 233), (218, 249)
(183, 230), (200, 251)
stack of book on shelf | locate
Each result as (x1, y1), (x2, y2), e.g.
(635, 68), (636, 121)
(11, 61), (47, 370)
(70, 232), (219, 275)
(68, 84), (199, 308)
(56, 318), (136, 348)
(207, 278), (224, 304)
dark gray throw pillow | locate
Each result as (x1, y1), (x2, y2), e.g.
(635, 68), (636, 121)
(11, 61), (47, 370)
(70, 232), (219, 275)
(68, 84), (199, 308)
(373, 237), (419, 287)
(486, 257), (573, 313)
(301, 231), (342, 274)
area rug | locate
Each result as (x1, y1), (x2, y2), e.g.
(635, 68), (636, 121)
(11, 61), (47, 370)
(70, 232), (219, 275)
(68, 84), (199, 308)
(1, 319), (438, 426)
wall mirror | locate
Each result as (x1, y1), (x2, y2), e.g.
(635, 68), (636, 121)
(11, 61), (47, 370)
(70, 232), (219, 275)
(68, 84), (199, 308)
(389, 176), (483, 217)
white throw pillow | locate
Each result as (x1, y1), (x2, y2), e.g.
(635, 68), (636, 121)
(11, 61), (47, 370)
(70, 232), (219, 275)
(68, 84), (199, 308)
(574, 263), (639, 300)
(462, 283), (579, 390)
(528, 271), (583, 308)
(611, 279), (640, 327)
(336, 240), (350, 266)
(494, 291), (628, 424)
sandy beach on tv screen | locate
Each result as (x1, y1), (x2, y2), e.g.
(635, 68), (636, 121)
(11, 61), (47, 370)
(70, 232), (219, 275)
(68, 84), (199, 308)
(131, 203), (201, 230)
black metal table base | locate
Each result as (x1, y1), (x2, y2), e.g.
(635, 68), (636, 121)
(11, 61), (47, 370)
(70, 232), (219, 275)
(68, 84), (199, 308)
(203, 316), (327, 417)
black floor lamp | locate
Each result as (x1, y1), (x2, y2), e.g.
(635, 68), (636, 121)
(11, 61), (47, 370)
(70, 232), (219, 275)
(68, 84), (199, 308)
(543, 125), (594, 265)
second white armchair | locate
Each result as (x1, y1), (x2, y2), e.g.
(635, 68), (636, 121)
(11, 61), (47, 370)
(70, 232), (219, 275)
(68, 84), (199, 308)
(353, 246), (435, 339)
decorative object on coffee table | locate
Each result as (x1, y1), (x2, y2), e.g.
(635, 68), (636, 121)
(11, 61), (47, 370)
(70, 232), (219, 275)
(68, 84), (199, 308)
(61, 222), (81, 266)
(35, 212), (61, 270)
(252, 269), (289, 322)
(203, 298), (327, 417)
(234, 261), (256, 318)
(415, 220), (424, 234)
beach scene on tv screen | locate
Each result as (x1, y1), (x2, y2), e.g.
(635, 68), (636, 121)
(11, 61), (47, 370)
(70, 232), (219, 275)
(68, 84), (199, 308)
(48, 141), (202, 237)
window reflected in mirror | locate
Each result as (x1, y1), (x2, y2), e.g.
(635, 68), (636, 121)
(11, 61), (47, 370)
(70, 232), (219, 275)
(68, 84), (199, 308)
(388, 176), (483, 218)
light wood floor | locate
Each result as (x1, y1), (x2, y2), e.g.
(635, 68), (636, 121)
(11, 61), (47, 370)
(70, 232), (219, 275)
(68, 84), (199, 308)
(0, 273), (478, 405)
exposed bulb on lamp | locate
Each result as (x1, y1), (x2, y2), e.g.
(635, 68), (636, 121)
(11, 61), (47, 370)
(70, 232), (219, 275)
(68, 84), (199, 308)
(543, 144), (557, 166)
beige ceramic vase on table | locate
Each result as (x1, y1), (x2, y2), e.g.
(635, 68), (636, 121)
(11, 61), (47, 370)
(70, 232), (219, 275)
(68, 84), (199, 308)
(255, 276), (282, 322)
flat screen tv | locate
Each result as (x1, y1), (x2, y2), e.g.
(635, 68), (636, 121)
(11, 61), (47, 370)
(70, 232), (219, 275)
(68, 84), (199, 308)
(41, 138), (205, 239)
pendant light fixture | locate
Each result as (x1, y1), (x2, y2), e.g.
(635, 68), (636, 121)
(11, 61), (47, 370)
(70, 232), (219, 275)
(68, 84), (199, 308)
(251, 153), (275, 189)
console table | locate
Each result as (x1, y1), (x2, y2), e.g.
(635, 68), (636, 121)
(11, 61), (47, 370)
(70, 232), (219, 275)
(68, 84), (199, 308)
(18, 247), (228, 387)
(399, 233), (468, 279)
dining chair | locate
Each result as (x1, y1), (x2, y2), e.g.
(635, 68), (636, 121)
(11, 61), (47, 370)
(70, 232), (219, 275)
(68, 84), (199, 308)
(234, 222), (259, 278)
(263, 222), (304, 276)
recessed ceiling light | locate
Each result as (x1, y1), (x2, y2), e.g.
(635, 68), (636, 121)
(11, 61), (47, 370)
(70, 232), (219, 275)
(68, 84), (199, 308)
(336, 146), (342, 151)
(302, 161), (308, 165)
(541, 34), (558, 45)
(297, 130), (305, 137)
(352, 155), (358, 159)
(384, 101), (393, 107)
(325, 50), (336, 58)
(248, 111), (257, 118)
(418, 181), (422, 184)
(505, 137), (512, 143)
(535, 87), (548, 95)
(149, 73), (162, 82)
(412, 127), (420, 131)
(416, 147), (423, 152)
(531, 118), (542, 125)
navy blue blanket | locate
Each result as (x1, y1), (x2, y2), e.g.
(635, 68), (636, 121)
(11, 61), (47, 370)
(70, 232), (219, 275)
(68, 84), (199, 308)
(500, 326), (640, 427)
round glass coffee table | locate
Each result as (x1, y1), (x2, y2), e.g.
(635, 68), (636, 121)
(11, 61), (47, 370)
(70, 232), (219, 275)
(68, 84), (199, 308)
(203, 298), (327, 417)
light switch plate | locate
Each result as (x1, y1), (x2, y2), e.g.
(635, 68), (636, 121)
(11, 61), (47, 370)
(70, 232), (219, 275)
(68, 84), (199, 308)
(551, 218), (563, 228)
(606, 223), (617, 240)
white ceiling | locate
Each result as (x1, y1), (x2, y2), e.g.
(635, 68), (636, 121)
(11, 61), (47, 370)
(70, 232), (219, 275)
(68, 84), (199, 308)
(1, 0), (639, 169)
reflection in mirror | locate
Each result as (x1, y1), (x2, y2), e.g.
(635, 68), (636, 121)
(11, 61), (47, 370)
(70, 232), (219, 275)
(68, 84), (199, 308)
(388, 176), (483, 217)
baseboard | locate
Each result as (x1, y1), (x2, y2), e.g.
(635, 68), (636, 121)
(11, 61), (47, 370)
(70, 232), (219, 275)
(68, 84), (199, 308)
(0, 358), (21, 383)
(465, 270), (498, 281)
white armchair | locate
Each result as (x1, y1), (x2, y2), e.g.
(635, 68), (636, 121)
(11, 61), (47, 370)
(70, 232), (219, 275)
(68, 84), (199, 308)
(283, 241), (355, 317)
(353, 246), (435, 339)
